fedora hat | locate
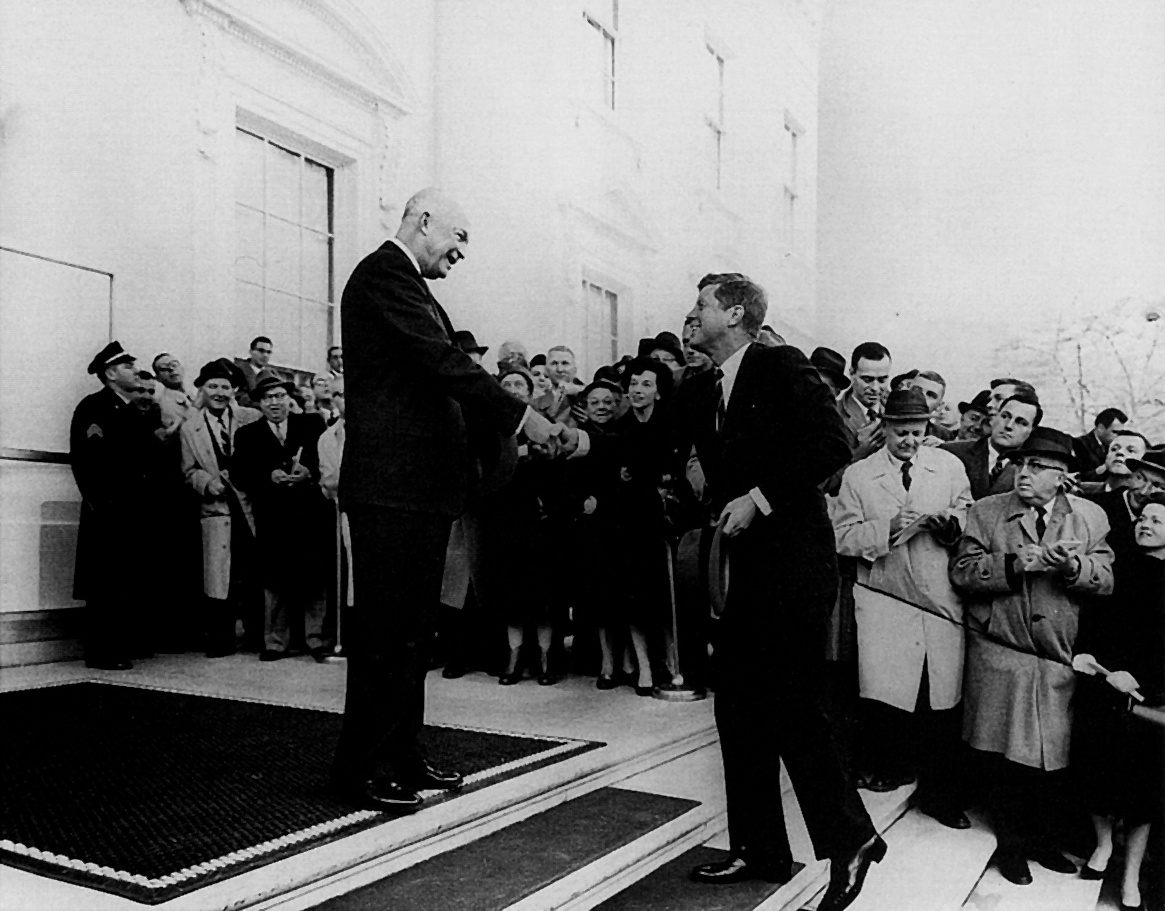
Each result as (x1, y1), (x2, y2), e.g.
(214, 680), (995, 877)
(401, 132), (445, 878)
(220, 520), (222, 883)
(1127, 449), (1165, 476)
(251, 368), (296, 399)
(452, 330), (488, 355)
(958, 389), (991, 415)
(638, 332), (684, 364)
(193, 358), (246, 389)
(810, 346), (850, 391)
(1004, 426), (1076, 470)
(882, 387), (931, 421)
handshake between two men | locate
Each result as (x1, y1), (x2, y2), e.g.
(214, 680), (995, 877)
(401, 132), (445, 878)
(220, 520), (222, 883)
(520, 409), (581, 457)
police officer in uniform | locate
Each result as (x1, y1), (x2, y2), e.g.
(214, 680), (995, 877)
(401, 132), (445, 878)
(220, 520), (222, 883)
(70, 341), (156, 669)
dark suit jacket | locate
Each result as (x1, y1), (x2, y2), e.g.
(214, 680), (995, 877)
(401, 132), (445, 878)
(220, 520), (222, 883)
(339, 242), (526, 517)
(233, 413), (326, 589)
(1073, 430), (1109, 480)
(1086, 487), (1137, 571)
(671, 343), (852, 629)
(940, 436), (1017, 500)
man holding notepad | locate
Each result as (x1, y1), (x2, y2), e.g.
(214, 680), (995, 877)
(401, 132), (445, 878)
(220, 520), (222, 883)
(951, 426), (1114, 886)
(833, 387), (974, 826)
(234, 368), (328, 662)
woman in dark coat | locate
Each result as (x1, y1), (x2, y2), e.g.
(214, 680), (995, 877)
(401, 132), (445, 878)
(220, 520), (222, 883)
(614, 357), (676, 694)
(476, 365), (559, 685)
(1072, 492), (1165, 910)
(562, 378), (627, 688)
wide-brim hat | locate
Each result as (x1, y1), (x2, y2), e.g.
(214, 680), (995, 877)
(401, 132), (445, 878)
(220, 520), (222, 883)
(637, 332), (684, 364)
(453, 329), (488, 355)
(1004, 426), (1076, 470)
(882, 387), (932, 421)
(251, 368), (296, 399)
(809, 346), (850, 391)
(959, 389), (992, 415)
(1127, 449), (1165, 477)
(87, 340), (135, 375)
(194, 357), (246, 389)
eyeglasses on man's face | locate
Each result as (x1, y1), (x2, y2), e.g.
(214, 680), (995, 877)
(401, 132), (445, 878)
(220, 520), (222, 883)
(1013, 458), (1065, 475)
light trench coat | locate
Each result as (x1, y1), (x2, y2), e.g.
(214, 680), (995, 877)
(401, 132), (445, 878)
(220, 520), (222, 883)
(951, 490), (1113, 770)
(833, 446), (973, 712)
(180, 403), (261, 599)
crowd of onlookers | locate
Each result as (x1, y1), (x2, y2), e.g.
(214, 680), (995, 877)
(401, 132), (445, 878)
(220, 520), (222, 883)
(72, 315), (1163, 907)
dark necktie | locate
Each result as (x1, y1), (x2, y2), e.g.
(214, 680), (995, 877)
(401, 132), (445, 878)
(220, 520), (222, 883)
(901, 460), (912, 492)
(713, 368), (726, 434)
(216, 414), (230, 456)
(867, 407), (879, 422)
(1035, 507), (1047, 541)
(989, 457), (1005, 487)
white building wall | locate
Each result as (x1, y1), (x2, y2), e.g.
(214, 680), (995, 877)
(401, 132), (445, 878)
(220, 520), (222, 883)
(0, 0), (819, 663)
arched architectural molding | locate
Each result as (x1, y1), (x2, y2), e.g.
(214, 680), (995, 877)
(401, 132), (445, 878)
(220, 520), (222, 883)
(181, 0), (418, 116)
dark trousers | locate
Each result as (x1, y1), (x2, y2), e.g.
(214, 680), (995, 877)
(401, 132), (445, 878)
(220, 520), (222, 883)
(714, 612), (875, 865)
(860, 663), (965, 809)
(332, 505), (451, 784)
(982, 751), (1069, 857)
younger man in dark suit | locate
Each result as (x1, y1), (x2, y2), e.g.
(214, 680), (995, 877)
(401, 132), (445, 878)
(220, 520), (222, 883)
(942, 392), (1041, 500)
(675, 274), (884, 911)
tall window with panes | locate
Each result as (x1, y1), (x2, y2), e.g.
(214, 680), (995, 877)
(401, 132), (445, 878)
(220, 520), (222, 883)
(583, 278), (619, 367)
(583, 2), (618, 110)
(234, 127), (335, 371)
(705, 45), (726, 189)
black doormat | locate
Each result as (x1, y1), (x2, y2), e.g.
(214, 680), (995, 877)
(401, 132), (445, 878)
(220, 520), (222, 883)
(314, 787), (701, 910)
(594, 846), (805, 910)
(0, 681), (602, 904)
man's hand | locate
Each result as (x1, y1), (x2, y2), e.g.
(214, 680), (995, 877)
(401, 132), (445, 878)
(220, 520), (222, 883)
(271, 469), (290, 485)
(206, 477), (226, 497)
(1072, 653), (1102, 675)
(583, 496), (597, 515)
(890, 508), (922, 536)
(719, 494), (758, 537)
(1017, 543), (1050, 572)
(1105, 670), (1141, 696)
(853, 425), (885, 460)
(523, 410), (560, 446)
(921, 435), (944, 448)
(287, 464), (311, 485)
(557, 423), (580, 455)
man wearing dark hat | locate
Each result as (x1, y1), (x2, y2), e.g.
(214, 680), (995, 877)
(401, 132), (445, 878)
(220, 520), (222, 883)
(675, 273), (884, 910)
(452, 329), (489, 364)
(180, 359), (263, 656)
(956, 390), (992, 441)
(951, 427), (1114, 885)
(333, 187), (561, 814)
(233, 369), (328, 662)
(70, 341), (157, 669)
(1084, 446), (1165, 571)
(833, 388), (973, 824)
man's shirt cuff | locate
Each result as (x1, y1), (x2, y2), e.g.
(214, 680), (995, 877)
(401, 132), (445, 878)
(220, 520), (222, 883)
(569, 428), (591, 459)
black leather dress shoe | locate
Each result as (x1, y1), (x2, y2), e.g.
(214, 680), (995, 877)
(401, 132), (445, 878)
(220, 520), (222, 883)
(1079, 864), (1107, 880)
(498, 671), (522, 685)
(596, 675), (618, 690)
(857, 771), (915, 792)
(1031, 847), (1077, 875)
(333, 779), (422, 814)
(917, 801), (971, 830)
(310, 647), (331, 664)
(996, 851), (1033, 885)
(441, 663), (466, 679)
(402, 762), (463, 791)
(817, 834), (887, 911)
(689, 856), (793, 885)
(537, 671), (556, 686)
(259, 649), (286, 662)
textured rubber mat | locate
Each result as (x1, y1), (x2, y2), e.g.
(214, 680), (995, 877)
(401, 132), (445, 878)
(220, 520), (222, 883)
(0, 681), (602, 903)
(314, 786), (702, 911)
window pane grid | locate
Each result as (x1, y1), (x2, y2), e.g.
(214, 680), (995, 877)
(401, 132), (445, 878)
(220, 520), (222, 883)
(235, 127), (335, 369)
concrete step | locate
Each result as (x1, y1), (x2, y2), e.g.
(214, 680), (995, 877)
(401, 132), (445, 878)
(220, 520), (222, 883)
(233, 717), (719, 911)
(795, 808), (997, 911)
